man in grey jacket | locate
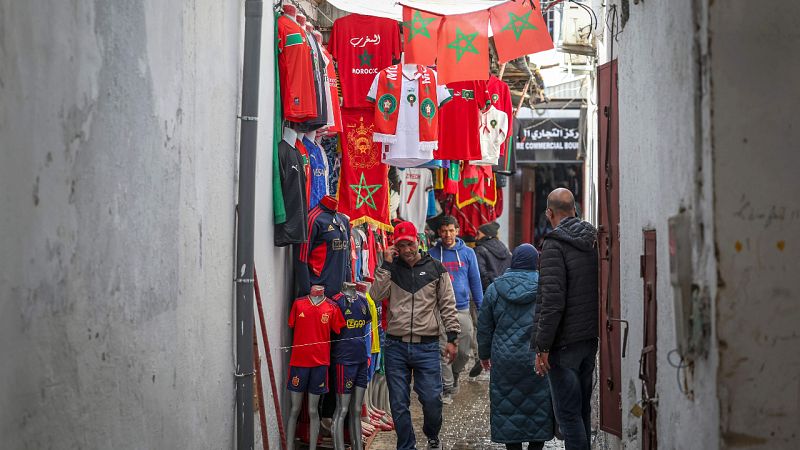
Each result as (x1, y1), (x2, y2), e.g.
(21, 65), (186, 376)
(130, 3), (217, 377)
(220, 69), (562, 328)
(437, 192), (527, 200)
(370, 221), (460, 450)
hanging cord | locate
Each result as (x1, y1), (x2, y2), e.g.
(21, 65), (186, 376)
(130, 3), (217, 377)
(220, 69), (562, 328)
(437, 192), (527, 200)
(279, 326), (375, 352)
(667, 349), (689, 395)
(544, 0), (568, 12)
(568, 0), (599, 31)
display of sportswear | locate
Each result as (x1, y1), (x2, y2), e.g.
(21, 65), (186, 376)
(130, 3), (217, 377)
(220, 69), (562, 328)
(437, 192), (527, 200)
(296, 198), (353, 298)
(475, 105), (509, 166)
(328, 14), (401, 108)
(288, 296), (346, 367)
(322, 48), (343, 133)
(367, 65), (451, 167)
(331, 293), (372, 365)
(333, 362), (368, 393)
(294, 138), (312, 209)
(277, 15), (317, 121)
(436, 80), (489, 161)
(274, 139), (309, 246)
(287, 365), (329, 394)
(304, 137), (329, 209)
(487, 75), (513, 156)
(456, 164), (497, 208)
(398, 168), (433, 233)
(365, 293), (381, 354)
(293, 31), (328, 132)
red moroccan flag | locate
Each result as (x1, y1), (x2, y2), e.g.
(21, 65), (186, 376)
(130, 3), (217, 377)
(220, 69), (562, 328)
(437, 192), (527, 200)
(456, 164), (497, 208)
(402, 6), (442, 66)
(337, 107), (393, 231)
(490, 0), (554, 63)
(436, 10), (490, 85)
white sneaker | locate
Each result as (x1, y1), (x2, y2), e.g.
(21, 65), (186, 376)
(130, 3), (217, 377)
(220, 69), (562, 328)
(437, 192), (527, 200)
(441, 393), (453, 405)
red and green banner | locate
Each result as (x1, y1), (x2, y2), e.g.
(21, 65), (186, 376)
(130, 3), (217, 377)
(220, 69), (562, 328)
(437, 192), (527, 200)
(490, 0), (554, 63)
(456, 163), (497, 208)
(436, 10), (489, 85)
(402, 6), (442, 66)
(337, 108), (393, 231)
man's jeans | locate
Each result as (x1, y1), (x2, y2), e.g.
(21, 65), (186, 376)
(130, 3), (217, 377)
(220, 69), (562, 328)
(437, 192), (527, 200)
(440, 308), (473, 391)
(384, 338), (443, 450)
(547, 338), (598, 450)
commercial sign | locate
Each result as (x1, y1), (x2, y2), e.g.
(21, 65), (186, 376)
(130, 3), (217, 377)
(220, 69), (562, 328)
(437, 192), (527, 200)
(515, 117), (581, 161)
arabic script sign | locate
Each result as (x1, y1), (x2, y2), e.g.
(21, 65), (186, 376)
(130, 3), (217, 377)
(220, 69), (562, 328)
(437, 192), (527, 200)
(515, 117), (580, 161)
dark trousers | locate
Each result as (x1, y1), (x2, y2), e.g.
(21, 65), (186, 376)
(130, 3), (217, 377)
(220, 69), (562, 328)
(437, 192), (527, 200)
(384, 339), (443, 450)
(547, 338), (598, 450)
(505, 442), (545, 450)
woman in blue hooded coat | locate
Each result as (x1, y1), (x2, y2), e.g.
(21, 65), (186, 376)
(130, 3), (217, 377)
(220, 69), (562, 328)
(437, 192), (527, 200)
(477, 244), (555, 450)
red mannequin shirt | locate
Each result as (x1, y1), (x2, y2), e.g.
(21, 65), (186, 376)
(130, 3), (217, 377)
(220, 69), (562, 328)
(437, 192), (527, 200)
(328, 14), (401, 108)
(288, 296), (346, 367)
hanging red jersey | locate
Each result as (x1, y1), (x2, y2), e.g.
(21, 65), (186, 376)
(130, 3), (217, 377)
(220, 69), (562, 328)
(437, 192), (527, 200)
(487, 75), (513, 156)
(288, 296), (346, 367)
(278, 15), (318, 121)
(329, 14), (401, 108)
(436, 80), (489, 161)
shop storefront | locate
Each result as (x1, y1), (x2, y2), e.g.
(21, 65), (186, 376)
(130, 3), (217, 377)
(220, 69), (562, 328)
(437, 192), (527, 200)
(508, 101), (586, 248)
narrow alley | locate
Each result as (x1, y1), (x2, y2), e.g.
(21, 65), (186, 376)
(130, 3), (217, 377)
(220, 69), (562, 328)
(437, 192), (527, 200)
(2, 1), (798, 450)
(368, 370), (566, 450)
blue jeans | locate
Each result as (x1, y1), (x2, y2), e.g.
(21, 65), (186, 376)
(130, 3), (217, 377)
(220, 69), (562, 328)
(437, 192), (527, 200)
(384, 339), (443, 450)
(547, 338), (598, 450)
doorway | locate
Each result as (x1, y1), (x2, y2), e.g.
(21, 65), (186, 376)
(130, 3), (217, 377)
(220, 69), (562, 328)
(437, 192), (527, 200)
(510, 162), (584, 249)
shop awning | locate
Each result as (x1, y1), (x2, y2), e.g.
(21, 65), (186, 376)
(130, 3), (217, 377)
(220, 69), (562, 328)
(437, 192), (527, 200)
(325, 0), (510, 21)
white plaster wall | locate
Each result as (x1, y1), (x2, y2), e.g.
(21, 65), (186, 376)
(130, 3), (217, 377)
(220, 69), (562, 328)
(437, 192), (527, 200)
(602, 1), (719, 448)
(0, 1), (242, 447)
(252, 10), (294, 450)
(710, 2), (800, 448)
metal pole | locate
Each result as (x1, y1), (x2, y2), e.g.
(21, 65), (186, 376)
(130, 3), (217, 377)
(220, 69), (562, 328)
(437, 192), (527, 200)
(235, 0), (263, 449)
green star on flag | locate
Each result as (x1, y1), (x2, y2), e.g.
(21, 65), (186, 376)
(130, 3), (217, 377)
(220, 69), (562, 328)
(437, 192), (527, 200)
(403, 11), (436, 40)
(502, 11), (538, 40)
(446, 27), (479, 62)
(350, 172), (382, 210)
(358, 49), (373, 67)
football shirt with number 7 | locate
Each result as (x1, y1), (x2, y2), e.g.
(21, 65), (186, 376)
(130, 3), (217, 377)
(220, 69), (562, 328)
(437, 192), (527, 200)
(398, 168), (433, 233)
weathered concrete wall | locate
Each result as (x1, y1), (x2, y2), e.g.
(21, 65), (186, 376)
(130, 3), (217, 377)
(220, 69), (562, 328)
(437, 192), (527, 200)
(602, 0), (720, 448)
(711, 2), (800, 448)
(0, 1), (243, 447)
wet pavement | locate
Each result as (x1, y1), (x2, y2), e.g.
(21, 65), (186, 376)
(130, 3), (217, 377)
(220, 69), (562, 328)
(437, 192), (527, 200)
(368, 369), (565, 450)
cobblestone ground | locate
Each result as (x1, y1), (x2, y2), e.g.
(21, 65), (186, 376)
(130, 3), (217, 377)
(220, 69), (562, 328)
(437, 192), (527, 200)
(368, 368), (565, 450)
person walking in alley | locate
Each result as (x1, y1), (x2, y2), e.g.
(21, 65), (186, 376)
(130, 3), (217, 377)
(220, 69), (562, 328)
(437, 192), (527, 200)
(430, 216), (483, 402)
(369, 221), (460, 450)
(477, 243), (555, 450)
(469, 221), (513, 377)
(532, 188), (599, 450)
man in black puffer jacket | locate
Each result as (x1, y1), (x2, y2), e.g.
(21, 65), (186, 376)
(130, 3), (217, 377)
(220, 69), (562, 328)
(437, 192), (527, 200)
(532, 188), (598, 450)
(474, 222), (513, 292)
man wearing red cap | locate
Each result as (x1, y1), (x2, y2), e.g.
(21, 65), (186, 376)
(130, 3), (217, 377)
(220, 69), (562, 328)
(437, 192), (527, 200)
(370, 221), (460, 450)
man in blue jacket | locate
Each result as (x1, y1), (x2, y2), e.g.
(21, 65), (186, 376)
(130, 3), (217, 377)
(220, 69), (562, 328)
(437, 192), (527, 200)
(431, 215), (483, 402)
